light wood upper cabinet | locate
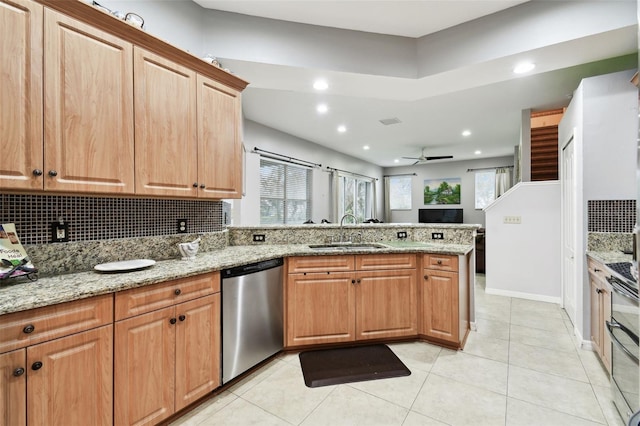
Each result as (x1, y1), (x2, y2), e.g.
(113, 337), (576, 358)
(197, 74), (243, 198)
(134, 47), (198, 197)
(0, 0), (43, 190)
(44, 8), (134, 193)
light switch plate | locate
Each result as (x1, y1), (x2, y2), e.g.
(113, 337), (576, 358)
(503, 215), (522, 224)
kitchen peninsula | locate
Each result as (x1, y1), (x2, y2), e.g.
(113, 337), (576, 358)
(0, 223), (477, 426)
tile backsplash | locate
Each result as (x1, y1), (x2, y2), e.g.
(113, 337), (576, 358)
(0, 194), (227, 245)
(588, 199), (636, 233)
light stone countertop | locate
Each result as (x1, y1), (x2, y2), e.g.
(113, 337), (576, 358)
(0, 242), (473, 316)
(587, 250), (633, 265)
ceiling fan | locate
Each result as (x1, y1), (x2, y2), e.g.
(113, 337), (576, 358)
(402, 148), (453, 166)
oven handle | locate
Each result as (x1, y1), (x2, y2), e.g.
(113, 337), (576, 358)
(606, 320), (640, 365)
(606, 276), (639, 302)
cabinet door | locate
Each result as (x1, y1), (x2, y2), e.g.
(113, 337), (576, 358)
(175, 294), (220, 411)
(197, 74), (242, 199)
(134, 47), (197, 197)
(27, 325), (113, 426)
(422, 270), (459, 343)
(602, 284), (612, 373)
(286, 272), (355, 346)
(44, 9), (134, 193)
(0, 0), (43, 190)
(589, 275), (602, 356)
(356, 269), (417, 340)
(0, 349), (26, 426)
(115, 308), (175, 426)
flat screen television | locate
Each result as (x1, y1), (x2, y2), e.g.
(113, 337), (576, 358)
(419, 208), (463, 224)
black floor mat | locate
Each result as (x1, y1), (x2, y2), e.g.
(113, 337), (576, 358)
(298, 344), (411, 388)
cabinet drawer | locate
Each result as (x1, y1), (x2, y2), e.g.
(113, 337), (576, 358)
(287, 256), (355, 273)
(356, 254), (416, 270)
(115, 272), (219, 320)
(423, 254), (458, 272)
(587, 257), (608, 281)
(0, 294), (113, 354)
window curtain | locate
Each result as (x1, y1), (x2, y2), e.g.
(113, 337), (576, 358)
(495, 167), (512, 198)
(371, 179), (378, 220)
(330, 170), (340, 222)
(383, 176), (391, 223)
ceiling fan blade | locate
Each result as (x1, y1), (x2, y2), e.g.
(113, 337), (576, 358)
(426, 155), (453, 160)
(401, 156), (420, 160)
(412, 160), (420, 166)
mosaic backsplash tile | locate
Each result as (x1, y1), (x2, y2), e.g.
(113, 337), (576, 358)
(0, 194), (225, 245)
(588, 200), (635, 233)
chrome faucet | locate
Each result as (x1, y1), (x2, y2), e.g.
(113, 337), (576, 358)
(339, 214), (357, 243)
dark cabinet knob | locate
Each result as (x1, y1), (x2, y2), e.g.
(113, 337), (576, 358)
(31, 361), (43, 371)
(424, 275), (429, 280)
(437, 260), (443, 265)
(596, 288), (602, 294)
(357, 279), (361, 284)
(32, 169), (43, 176)
(179, 315), (186, 322)
(23, 324), (35, 334)
(13, 367), (25, 377)
(48, 170), (58, 177)
(351, 279), (356, 284)
(169, 318), (177, 325)
(174, 289), (181, 296)
(199, 184), (205, 189)
(193, 183), (198, 188)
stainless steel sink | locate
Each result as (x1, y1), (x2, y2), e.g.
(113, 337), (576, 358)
(308, 243), (388, 251)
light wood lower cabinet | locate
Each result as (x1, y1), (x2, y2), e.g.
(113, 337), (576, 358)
(286, 254), (417, 347)
(0, 295), (114, 426)
(587, 257), (612, 373)
(114, 274), (221, 426)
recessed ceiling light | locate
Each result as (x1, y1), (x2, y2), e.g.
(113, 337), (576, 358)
(394, 159), (399, 163)
(474, 150), (482, 155)
(363, 145), (370, 150)
(337, 125), (347, 133)
(316, 104), (328, 114)
(313, 80), (328, 91)
(513, 62), (535, 74)
(462, 130), (472, 137)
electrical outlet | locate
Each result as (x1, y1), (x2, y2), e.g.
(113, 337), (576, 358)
(397, 231), (407, 239)
(431, 232), (444, 240)
(177, 219), (188, 233)
(51, 222), (69, 242)
(253, 234), (266, 242)
(503, 215), (522, 224)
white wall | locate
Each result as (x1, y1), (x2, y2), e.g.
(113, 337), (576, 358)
(382, 156), (514, 226)
(236, 120), (384, 225)
(485, 182), (561, 302)
(559, 69), (638, 343)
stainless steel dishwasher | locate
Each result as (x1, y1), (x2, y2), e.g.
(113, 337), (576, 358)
(221, 258), (284, 384)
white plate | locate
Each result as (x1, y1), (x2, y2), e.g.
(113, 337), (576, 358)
(94, 259), (156, 272)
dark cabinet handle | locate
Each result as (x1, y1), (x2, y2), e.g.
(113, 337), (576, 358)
(13, 367), (25, 377)
(23, 324), (35, 334)
(31, 362), (43, 371)
(351, 279), (356, 284)
(199, 184), (205, 189)
(596, 288), (602, 294)
(169, 318), (177, 325)
(179, 315), (186, 322)
(48, 170), (58, 177)
(424, 275), (429, 280)
(193, 183), (198, 188)
(32, 169), (43, 176)
(174, 289), (181, 296)
(437, 260), (443, 265)
(594, 268), (601, 272)
(357, 279), (361, 284)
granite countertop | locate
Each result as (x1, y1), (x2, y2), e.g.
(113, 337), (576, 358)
(0, 242), (473, 316)
(587, 250), (633, 265)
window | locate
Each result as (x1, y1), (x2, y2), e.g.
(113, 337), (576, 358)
(260, 159), (312, 224)
(389, 176), (412, 210)
(338, 174), (373, 222)
(475, 170), (496, 209)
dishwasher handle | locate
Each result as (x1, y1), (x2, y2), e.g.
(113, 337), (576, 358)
(222, 258), (284, 279)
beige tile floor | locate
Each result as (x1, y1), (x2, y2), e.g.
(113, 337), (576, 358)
(171, 275), (624, 426)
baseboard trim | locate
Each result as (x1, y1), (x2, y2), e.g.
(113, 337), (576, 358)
(470, 321), (477, 331)
(484, 288), (561, 304)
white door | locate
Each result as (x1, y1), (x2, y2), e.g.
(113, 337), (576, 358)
(561, 137), (577, 326)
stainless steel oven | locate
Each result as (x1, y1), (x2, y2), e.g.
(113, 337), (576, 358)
(606, 273), (639, 422)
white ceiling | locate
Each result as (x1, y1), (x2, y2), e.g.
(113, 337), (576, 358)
(194, 0), (638, 167)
